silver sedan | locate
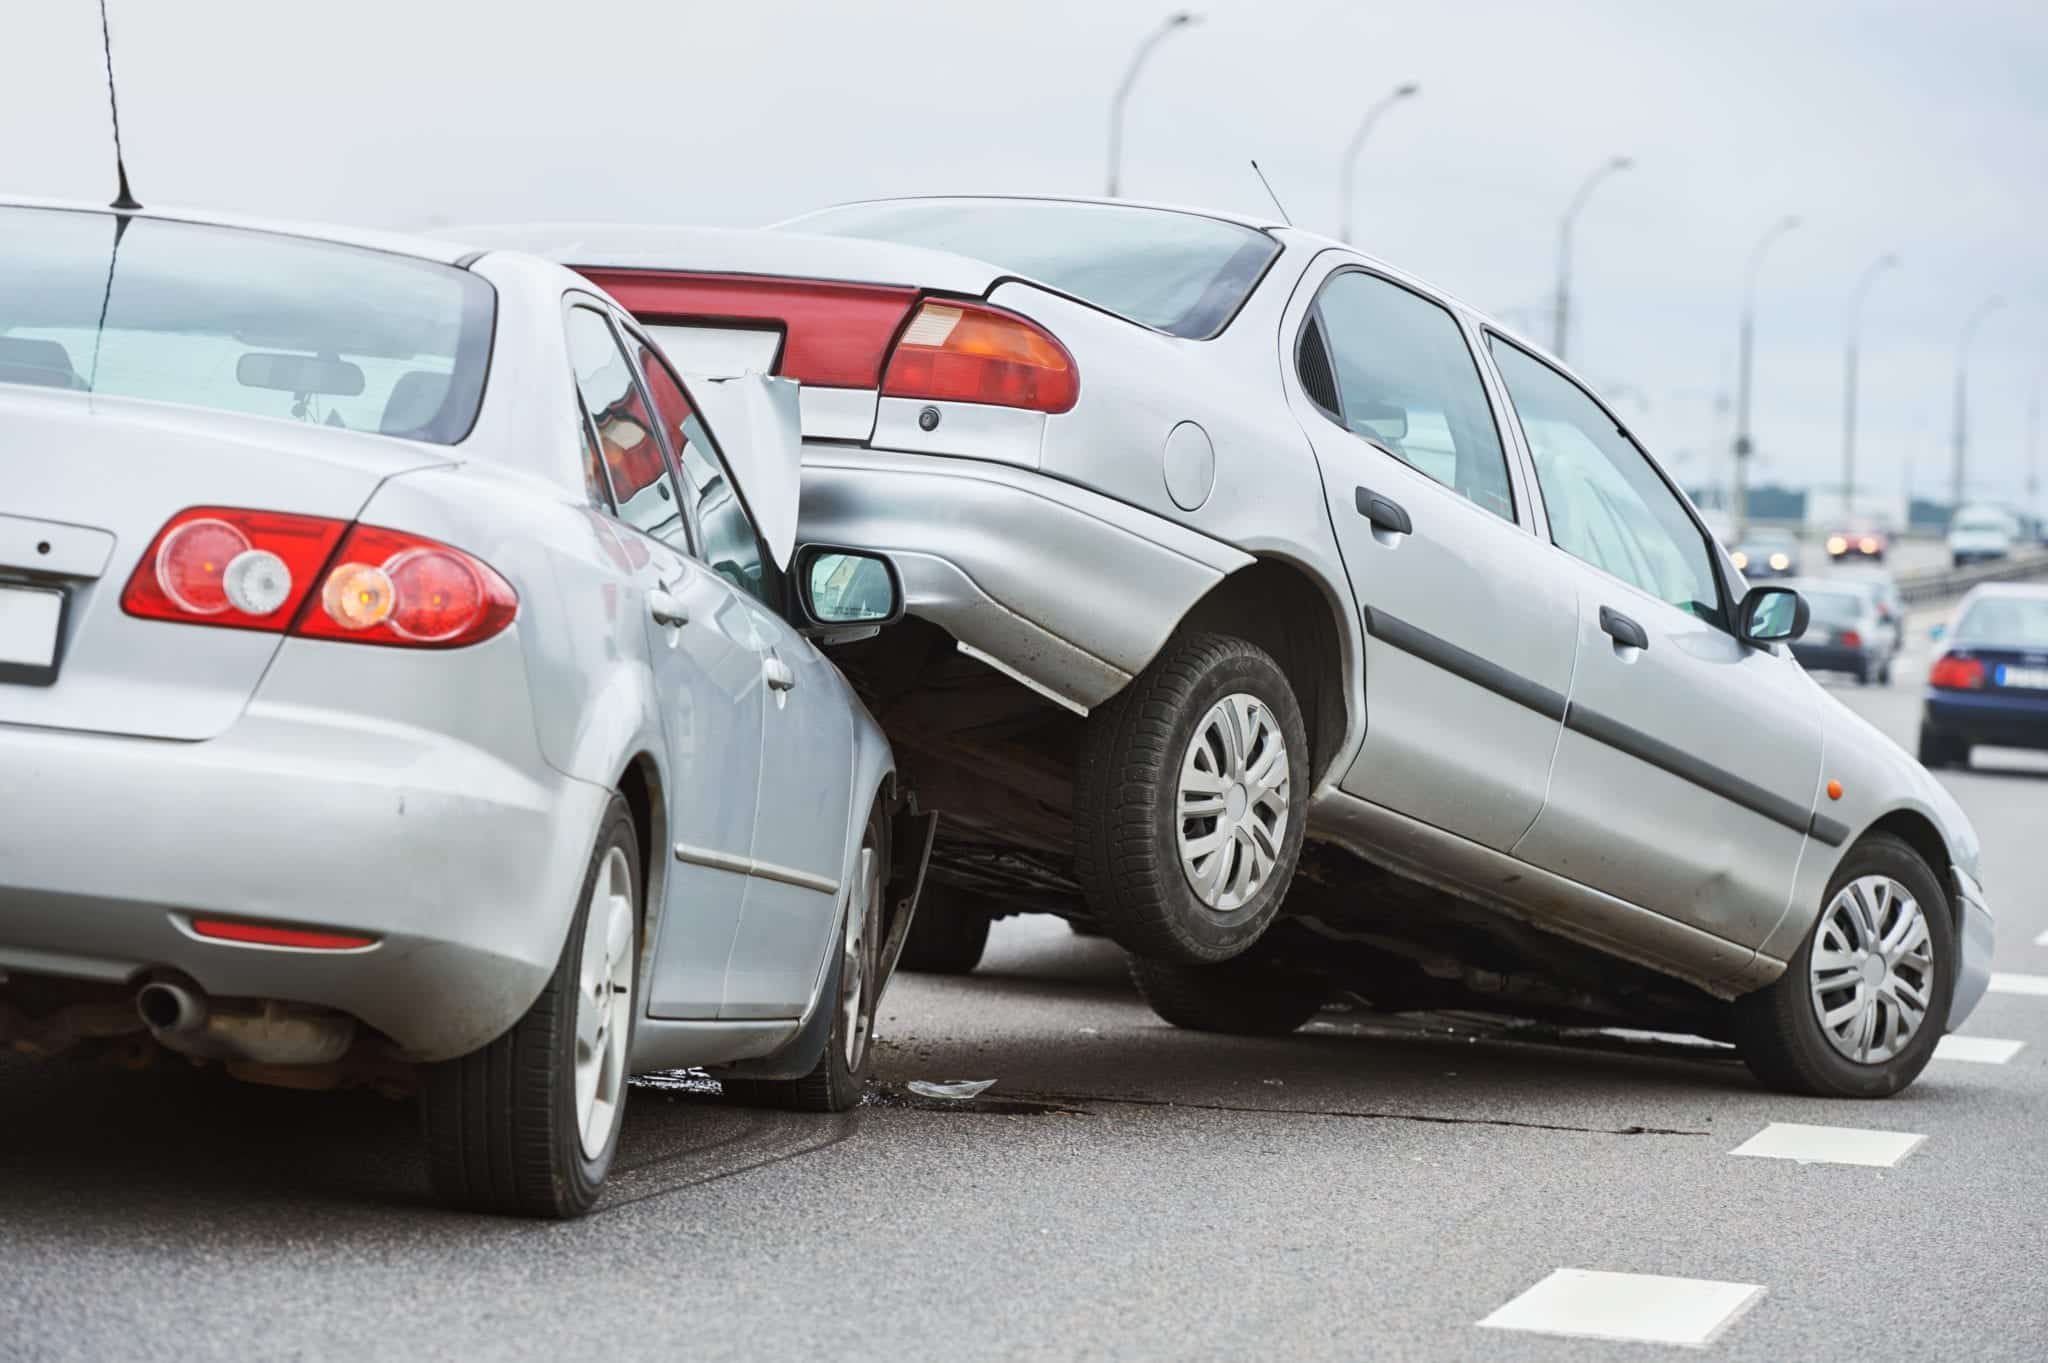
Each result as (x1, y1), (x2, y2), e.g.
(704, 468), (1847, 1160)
(492, 196), (1989, 1101)
(0, 199), (924, 1217)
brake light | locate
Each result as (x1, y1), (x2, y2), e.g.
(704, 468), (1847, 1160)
(1930, 656), (1986, 690)
(191, 918), (377, 950)
(1839, 630), (1863, 648)
(882, 299), (1078, 413)
(124, 508), (348, 631)
(125, 510), (516, 647)
(295, 525), (517, 648)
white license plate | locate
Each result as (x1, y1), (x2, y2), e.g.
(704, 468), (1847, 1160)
(0, 584), (63, 670)
(1997, 665), (2048, 691)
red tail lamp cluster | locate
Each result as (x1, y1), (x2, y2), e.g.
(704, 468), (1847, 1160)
(883, 299), (1079, 414)
(1929, 656), (1985, 690)
(123, 507), (516, 647)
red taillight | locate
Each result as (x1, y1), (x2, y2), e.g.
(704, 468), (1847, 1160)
(123, 508), (349, 631)
(125, 510), (516, 648)
(1930, 656), (1986, 690)
(191, 918), (377, 950)
(295, 525), (517, 648)
(1839, 630), (1863, 648)
(882, 299), (1079, 413)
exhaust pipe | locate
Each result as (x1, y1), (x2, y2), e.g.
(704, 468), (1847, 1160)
(135, 978), (354, 1066)
(136, 980), (207, 1035)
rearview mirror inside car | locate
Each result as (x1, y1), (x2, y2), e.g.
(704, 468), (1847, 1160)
(796, 545), (905, 639)
(1739, 585), (1808, 645)
(236, 351), (366, 396)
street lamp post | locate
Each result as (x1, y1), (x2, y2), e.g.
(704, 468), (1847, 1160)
(1731, 214), (1801, 536)
(1840, 252), (1899, 519)
(1338, 82), (1419, 244)
(1950, 295), (2005, 508)
(1106, 12), (1200, 199)
(1552, 155), (1632, 360)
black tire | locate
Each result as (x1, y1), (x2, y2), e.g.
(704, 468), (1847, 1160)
(1075, 632), (1309, 965)
(1855, 660), (1873, 686)
(421, 795), (639, 1218)
(723, 805), (887, 1113)
(1732, 832), (1955, 1098)
(895, 881), (991, 974)
(1129, 954), (1325, 1036)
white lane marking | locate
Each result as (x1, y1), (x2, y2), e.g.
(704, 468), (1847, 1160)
(1729, 1122), (1925, 1168)
(1934, 1035), (2025, 1064)
(1478, 1268), (1764, 1347)
(2033, 929), (2048, 948)
(1989, 973), (2048, 996)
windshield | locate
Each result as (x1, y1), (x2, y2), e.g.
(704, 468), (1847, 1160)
(1955, 517), (2008, 535)
(784, 198), (1279, 339)
(0, 206), (494, 444)
(1952, 596), (2048, 649)
(1801, 590), (1866, 626)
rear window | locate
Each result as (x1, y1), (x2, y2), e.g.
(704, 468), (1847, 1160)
(785, 198), (1279, 339)
(1801, 590), (1865, 625)
(1952, 596), (2048, 648)
(0, 206), (494, 444)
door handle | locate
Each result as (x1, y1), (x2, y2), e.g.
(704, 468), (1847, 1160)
(763, 656), (797, 692)
(1599, 606), (1649, 652)
(647, 589), (689, 628)
(1353, 487), (1412, 537)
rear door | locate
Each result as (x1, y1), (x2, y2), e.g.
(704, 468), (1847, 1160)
(1485, 335), (1823, 951)
(565, 304), (768, 1020)
(1286, 263), (1578, 852)
(629, 336), (854, 1020)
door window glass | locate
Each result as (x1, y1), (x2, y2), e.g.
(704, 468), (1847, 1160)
(1307, 271), (1515, 521)
(633, 340), (779, 609)
(565, 307), (686, 547)
(1489, 338), (1723, 625)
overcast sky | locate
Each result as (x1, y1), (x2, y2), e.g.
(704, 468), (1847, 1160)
(7, 0), (2043, 512)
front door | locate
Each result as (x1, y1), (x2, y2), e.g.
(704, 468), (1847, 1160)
(1287, 263), (1578, 852)
(1485, 335), (1823, 950)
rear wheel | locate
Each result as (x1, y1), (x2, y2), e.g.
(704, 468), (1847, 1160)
(421, 795), (639, 1218)
(1075, 632), (1309, 965)
(895, 882), (992, 975)
(1732, 832), (1954, 1098)
(1129, 954), (1325, 1036)
(722, 806), (886, 1112)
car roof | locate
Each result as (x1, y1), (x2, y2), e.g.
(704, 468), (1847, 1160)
(781, 193), (1285, 234)
(1962, 582), (2048, 601)
(0, 196), (476, 266)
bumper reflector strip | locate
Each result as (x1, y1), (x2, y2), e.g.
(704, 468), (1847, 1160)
(190, 919), (378, 951)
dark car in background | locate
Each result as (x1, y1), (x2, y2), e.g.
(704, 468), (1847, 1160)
(1785, 579), (1892, 686)
(1826, 520), (1889, 563)
(1731, 528), (1801, 579)
(1919, 584), (2048, 768)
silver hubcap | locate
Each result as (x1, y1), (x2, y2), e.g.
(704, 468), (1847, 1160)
(1810, 874), (1935, 1064)
(839, 839), (881, 1072)
(574, 847), (635, 1160)
(1176, 693), (1289, 912)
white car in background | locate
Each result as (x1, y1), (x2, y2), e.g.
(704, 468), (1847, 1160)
(1948, 505), (2017, 566)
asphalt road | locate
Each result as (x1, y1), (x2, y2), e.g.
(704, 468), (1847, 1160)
(5, 601), (2046, 1362)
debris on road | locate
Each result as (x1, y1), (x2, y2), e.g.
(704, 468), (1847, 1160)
(907, 1078), (998, 1100)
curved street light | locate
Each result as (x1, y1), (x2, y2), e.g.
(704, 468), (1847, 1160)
(1731, 214), (1801, 534)
(1337, 82), (1419, 245)
(1951, 295), (2005, 506)
(1551, 155), (1632, 360)
(1840, 251), (1900, 516)
(1106, 12), (1201, 198)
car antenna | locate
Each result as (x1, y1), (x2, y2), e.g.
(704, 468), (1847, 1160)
(99, 0), (140, 213)
(1249, 159), (1291, 227)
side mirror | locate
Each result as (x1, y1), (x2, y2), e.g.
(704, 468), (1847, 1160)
(1738, 585), (1808, 645)
(795, 545), (905, 641)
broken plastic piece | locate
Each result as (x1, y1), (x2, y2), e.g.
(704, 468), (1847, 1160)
(907, 1078), (997, 1100)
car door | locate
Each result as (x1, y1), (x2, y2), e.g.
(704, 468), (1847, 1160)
(1484, 334), (1824, 950)
(1287, 263), (1578, 852)
(628, 336), (854, 1020)
(566, 303), (768, 1020)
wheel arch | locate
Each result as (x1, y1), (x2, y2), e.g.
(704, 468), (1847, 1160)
(1863, 808), (1958, 921)
(613, 749), (666, 950)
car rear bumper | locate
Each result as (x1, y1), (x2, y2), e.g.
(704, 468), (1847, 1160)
(1949, 865), (1993, 1029)
(797, 445), (1252, 710)
(1924, 689), (2048, 750)
(1791, 642), (1879, 675)
(0, 631), (608, 1061)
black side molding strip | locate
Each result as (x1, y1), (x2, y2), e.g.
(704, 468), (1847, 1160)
(1564, 703), (1815, 837)
(1362, 607), (1567, 721)
(1808, 812), (1851, 848)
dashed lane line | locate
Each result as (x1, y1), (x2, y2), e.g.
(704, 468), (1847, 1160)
(1934, 1035), (2026, 1064)
(1729, 1122), (1925, 1168)
(1478, 1268), (1765, 1347)
(1988, 973), (2048, 996)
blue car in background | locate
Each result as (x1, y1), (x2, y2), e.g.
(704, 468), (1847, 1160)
(1920, 584), (2048, 768)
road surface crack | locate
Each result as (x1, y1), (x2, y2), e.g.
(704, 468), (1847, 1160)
(1012, 1090), (1706, 1137)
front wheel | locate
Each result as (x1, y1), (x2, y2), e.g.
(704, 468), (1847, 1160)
(1732, 832), (1954, 1098)
(1129, 954), (1325, 1035)
(421, 795), (640, 1218)
(1074, 632), (1309, 965)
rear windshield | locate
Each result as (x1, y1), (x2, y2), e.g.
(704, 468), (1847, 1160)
(785, 198), (1279, 339)
(1801, 590), (1865, 625)
(0, 206), (494, 444)
(1952, 596), (2048, 648)
(1954, 516), (2008, 534)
